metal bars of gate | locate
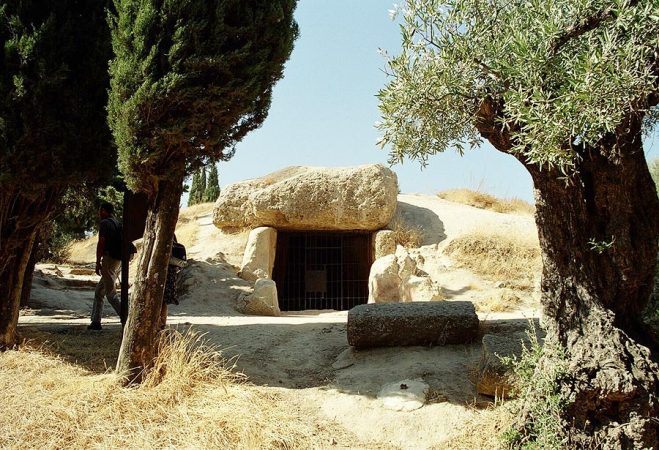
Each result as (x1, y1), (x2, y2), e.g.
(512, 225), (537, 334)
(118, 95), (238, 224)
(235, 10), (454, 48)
(276, 232), (371, 311)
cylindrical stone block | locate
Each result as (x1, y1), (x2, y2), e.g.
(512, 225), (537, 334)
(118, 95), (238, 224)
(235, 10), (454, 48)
(347, 301), (479, 348)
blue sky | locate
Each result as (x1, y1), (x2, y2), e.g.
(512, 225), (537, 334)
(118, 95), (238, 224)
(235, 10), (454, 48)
(200, 0), (659, 204)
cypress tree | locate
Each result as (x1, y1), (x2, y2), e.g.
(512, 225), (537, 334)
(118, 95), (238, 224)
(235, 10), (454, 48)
(0, 0), (114, 349)
(199, 167), (207, 204)
(188, 170), (201, 206)
(109, 0), (299, 379)
(204, 164), (221, 202)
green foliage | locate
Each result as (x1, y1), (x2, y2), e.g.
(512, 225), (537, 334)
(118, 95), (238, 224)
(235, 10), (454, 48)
(188, 170), (201, 206)
(0, 0), (115, 192)
(43, 183), (123, 261)
(108, 0), (299, 193)
(587, 236), (616, 254)
(500, 331), (568, 449)
(378, 1), (659, 171)
(199, 167), (207, 201)
(204, 164), (220, 202)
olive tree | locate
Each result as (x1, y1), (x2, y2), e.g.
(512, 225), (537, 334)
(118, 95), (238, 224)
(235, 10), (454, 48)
(109, 0), (298, 380)
(378, 0), (659, 447)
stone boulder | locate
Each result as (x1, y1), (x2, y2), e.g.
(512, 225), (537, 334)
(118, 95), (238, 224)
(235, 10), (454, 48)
(368, 250), (442, 303)
(367, 255), (402, 303)
(372, 230), (396, 259)
(237, 279), (280, 316)
(239, 227), (277, 281)
(213, 164), (398, 231)
(477, 333), (538, 398)
(347, 301), (479, 348)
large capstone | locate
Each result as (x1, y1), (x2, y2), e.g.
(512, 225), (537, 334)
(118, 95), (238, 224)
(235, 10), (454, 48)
(213, 164), (398, 231)
(347, 301), (479, 348)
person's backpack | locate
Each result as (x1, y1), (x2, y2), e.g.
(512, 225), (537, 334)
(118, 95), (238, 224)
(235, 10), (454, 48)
(104, 217), (123, 260)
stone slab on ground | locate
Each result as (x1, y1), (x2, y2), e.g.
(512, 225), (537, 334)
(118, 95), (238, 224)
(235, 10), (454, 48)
(477, 333), (538, 398)
(347, 301), (479, 348)
(378, 379), (429, 412)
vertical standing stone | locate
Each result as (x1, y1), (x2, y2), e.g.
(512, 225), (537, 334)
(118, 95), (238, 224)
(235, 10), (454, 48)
(240, 227), (277, 281)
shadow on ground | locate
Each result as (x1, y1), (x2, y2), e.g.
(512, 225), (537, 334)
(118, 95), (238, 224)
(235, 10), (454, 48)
(19, 311), (539, 410)
(19, 324), (122, 374)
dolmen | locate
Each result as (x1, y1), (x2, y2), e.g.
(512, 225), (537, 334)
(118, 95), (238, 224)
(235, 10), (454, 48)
(347, 301), (479, 348)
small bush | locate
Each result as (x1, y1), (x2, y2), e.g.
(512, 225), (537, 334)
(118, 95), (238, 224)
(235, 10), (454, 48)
(438, 189), (535, 215)
(389, 218), (423, 248)
(500, 332), (567, 449)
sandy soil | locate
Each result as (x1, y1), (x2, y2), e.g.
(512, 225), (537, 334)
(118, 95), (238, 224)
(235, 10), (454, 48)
(19, 194), (541, 450)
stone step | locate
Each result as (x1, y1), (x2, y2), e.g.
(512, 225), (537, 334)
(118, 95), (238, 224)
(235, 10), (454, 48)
(347, 301), (479, 348)
(476, 332), (543, 399)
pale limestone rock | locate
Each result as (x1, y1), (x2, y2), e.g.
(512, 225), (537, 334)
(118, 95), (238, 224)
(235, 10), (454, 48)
(368, 255), (401, 303)
(368, 250), (442, 303)
(213, 164), (398, 231)
(238, 279), (280, 317)
(239, 227), (277, 281)
(378, 379), (429, 412)
(372, 230), (396, 259)
(405, 275), (443, 301)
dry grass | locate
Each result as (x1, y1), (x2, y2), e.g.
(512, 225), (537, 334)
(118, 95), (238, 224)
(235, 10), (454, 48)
(178, 202), (215, 224)
(438, 189), (535, 215)
(437, 404), (516, 449)
(0, 328), (324, 450)
(388, 218), (423, 249)
(445, 231), (541, 288)
(476, 289), (525, 313)
(66, 236), (98, 265)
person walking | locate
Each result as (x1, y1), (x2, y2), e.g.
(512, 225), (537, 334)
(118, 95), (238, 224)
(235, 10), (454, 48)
(88, 202), (122, 330)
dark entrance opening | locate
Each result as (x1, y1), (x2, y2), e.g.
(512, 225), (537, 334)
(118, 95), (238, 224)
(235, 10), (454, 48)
(273, 231), (373, 311)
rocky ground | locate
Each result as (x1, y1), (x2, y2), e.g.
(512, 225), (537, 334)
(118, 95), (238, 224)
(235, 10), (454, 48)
(19, 193), (541, 450)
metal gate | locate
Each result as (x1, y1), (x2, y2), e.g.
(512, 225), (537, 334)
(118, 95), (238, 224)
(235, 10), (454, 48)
(273, 232), (372, 311)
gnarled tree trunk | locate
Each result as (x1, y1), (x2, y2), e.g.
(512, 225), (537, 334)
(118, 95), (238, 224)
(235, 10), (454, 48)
(0, 230), (37, 350)
(20, 233), (42, 308)
(476, 100), (658, 447)
(527, 143), (659, 448)
(0, 188), (60, 350)
(116, 172), (184, 383)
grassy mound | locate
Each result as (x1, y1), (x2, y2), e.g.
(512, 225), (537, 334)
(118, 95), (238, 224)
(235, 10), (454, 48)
(438, 189), (534, 215)
(445, 231), (541, 289)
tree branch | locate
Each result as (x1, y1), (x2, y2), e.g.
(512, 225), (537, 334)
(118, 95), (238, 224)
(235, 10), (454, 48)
(548, 0), (639, 56)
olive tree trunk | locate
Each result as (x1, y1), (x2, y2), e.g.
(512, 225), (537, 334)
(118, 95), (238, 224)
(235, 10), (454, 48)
(116, 173), (184, 383)
(526, 140), (659, 447)
(476, 102), (658, 447)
